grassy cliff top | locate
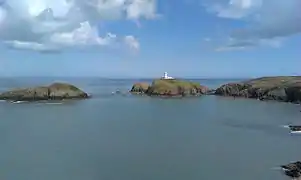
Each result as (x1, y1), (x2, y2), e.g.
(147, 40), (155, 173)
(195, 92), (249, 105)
(151, 79), (201, 89)
(48, 83), (82, 91)
(130, 79), (208, 97)
(148, 79), (203, 95)
(242, 76), (301, 88)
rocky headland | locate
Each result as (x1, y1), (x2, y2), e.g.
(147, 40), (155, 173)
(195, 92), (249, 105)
(215, 76), (301, 103)
(130, 79), (209, 97)
(0, 82), (89, 102)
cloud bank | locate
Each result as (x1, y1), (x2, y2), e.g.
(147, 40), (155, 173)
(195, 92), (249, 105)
(0, 0), (156, 52)
(204, 0), (301, 50)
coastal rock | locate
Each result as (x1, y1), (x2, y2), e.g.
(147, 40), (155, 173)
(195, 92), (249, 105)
(0, 82), (89, 101)
(206, 89), (216, 95)
(130, 83), (150, 94)
(215, 83), (251, 97)
(287, 125), (301, 132)
(286, 82), (301, 103)
(280, 161), (301, 179)
(215, 76), (301, 103)
(130, 79), (209, 97)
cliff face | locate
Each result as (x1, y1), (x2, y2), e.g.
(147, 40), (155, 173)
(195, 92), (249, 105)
(130, 79), (209, 97)
(0, 82), (89, 101)
(215, 76), (301, 103)
(130, 83), (150, 94)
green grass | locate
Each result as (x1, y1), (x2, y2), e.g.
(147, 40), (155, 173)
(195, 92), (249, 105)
(245, 76), (301, 89)
(149, 79), (201, 94)
(49, 83), (80, 91)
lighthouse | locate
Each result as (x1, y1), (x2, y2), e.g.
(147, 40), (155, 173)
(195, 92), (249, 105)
(161, 72), (174, 79)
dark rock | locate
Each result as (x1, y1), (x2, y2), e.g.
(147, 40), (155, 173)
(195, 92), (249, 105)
(215, 83), (251, 97)
(286, 83), (301, 103)
(215, 76), (301, 103)
(280, 161), (301, 179)
(206, 89), (216, 95)
(0, 82), (89, 101)
(264, 87), (287, 101)
(288, 125), (301, 132)
(130, 83), (150, 94)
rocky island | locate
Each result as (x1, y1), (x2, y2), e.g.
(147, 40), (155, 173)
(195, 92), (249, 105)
(0, 82), (89, 102)
(130, 79), (209, 97)
(215, 76), (301, 103)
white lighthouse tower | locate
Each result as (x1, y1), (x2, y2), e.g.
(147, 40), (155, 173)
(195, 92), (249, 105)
(161, 72), (174, 79)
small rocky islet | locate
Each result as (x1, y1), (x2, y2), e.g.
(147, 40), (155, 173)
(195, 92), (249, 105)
(0, 82), (89, 102)
(280, 161), (301, 179)
(130, 79), (210, 97)
(215, 76), (301, 104)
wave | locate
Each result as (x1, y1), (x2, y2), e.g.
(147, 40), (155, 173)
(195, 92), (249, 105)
(279, 125), (301, 135)
(43, 102), (64, 105)
(10, 101), (28, 104)
(8, 100), (65, 105)
(90, 91), (131, 98)
(270, 166), (283, 171)
(290, 131), (301, 134)
(280, 125), (290, 129)
(221, 120), (301, 137)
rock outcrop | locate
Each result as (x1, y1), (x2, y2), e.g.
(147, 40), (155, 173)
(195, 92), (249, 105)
(0, 82), (89, 101)
(215, 76), (301, 103)
(130, 83), (150, 94)
(280, 161), (301, 179)
(130, 79), (209, 97)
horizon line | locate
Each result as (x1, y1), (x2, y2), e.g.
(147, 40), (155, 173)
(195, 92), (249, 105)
(0, 75), (299, 79)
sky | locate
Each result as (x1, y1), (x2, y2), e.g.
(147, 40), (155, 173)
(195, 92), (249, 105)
(0, 0), (300, 78)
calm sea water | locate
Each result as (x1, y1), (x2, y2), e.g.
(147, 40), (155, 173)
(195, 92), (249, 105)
(0, 77), (300, 180)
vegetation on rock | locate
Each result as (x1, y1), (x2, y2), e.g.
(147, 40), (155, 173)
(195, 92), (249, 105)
(0, 82), (89, 101)
(215, 76), (301, 103)
(130, 79), (209, 97)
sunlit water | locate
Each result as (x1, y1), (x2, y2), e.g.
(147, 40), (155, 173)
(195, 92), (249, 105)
(0, 77), (300, 180)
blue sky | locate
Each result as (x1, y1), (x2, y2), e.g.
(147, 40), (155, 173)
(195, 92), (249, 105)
(0, 0), (300, 78)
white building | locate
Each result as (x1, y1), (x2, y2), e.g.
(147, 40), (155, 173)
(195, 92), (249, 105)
(161, 72), (174, 79)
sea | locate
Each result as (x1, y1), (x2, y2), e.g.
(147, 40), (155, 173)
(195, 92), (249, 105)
(0, 77), (300, 180)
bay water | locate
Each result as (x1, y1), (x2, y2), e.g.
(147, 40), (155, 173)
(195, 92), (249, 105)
(0, 77), (300, 180)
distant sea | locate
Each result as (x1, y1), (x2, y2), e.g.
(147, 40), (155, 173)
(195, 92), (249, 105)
(0, 77), (300, 180)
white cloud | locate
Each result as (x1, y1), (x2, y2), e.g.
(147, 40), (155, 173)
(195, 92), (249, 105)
(207, 0), (262, 19)
(0, 0), (158, 52)
(124, 35), (140, 51)
(5, 21), (138, 52)
(204, 0), (301, 50)
(49, 21), (117, 47)
(91, 0), (158, 20)
(5, 40), (60, 52)
(215, 37), (283, 51)
(126, 0), (158, 19)
(0, 7), (6, 24)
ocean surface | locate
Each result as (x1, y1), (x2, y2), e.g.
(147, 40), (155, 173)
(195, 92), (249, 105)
(0, 77), (300, 180)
